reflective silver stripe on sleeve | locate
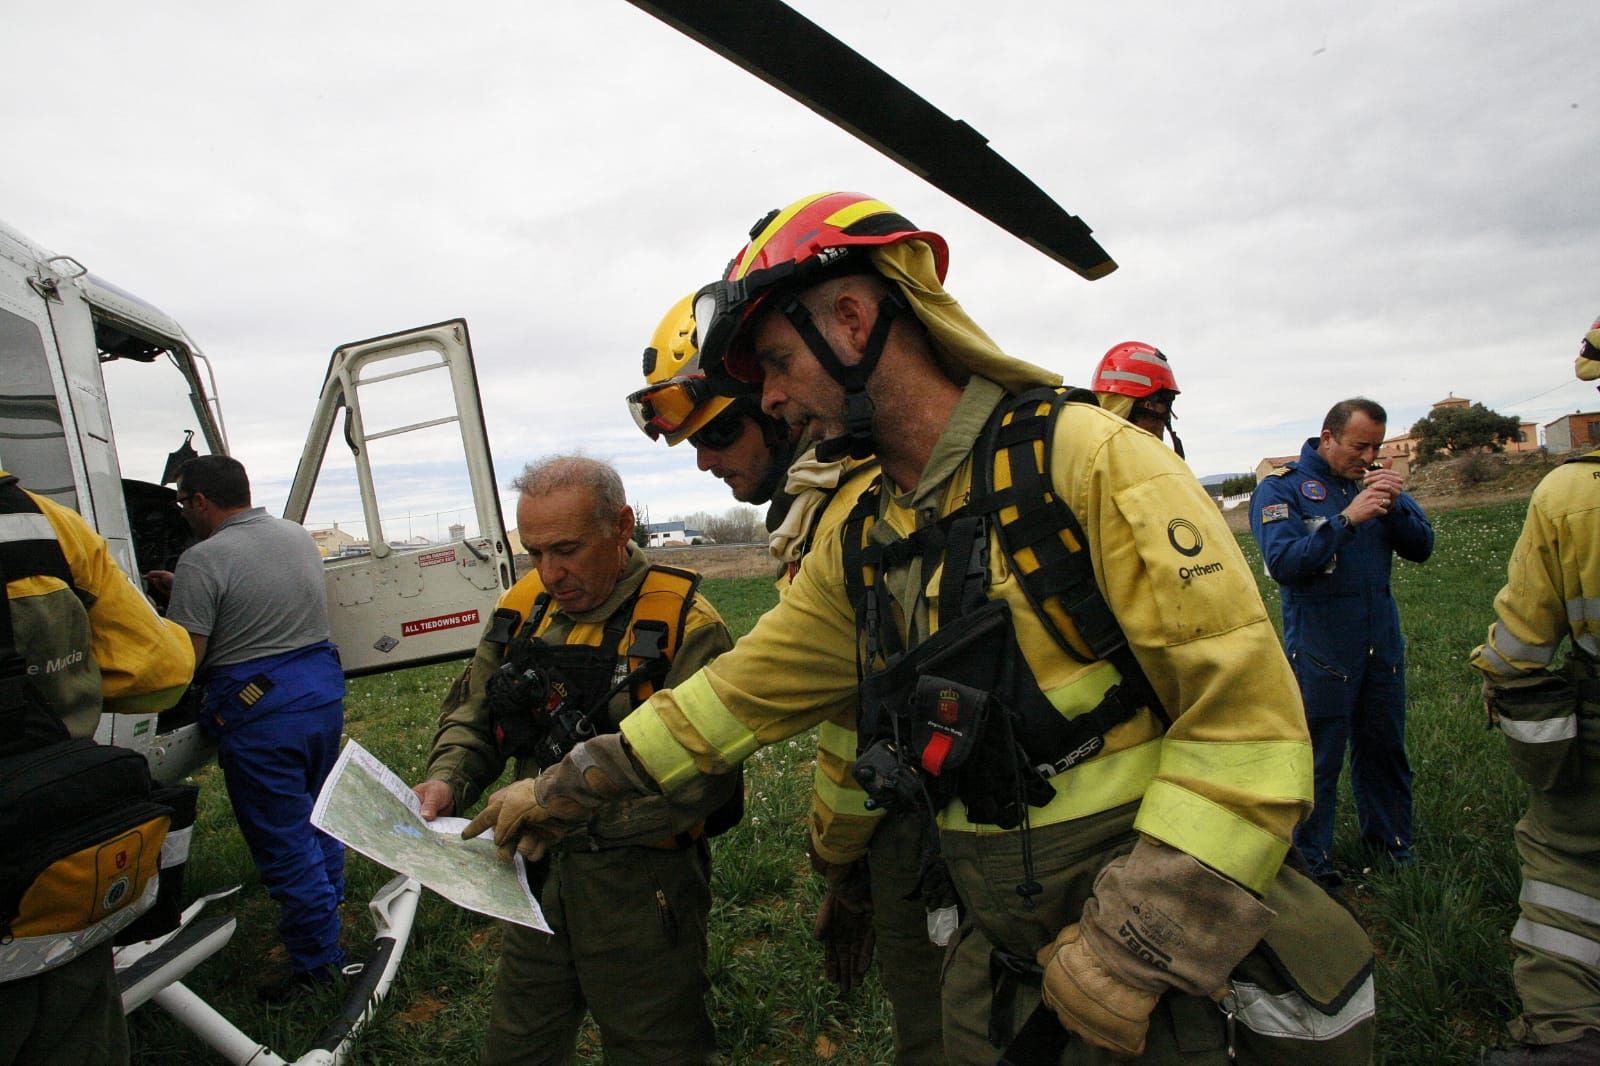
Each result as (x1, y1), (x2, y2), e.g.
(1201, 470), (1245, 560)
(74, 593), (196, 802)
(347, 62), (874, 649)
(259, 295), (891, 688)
(1570, 596), (1600, 626)
(0, 512), (58, 544)
(159, 825), (193, 869)
(1229, 974), (1375, 1041)
(1571, 598), (1600, 657)
(1512, 917), (1600, 966)
(1098, 369), (1154, 388)
(1480, 642), (1534, 679)
(1500, 716), (1579, 744)
(1521, 879), (1600, 926)
(0, 877), (158, 981)
(1489, 623), (1556, 668)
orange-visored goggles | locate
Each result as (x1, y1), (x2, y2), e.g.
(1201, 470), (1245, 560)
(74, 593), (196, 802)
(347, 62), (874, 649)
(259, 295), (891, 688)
(626, 375), (715, 439)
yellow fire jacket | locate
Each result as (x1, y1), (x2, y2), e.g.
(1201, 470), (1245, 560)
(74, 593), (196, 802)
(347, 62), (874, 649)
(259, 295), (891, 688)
(1471, 451), (1600, 685)
(622, 380), (1312, 898)
(776, 456), (888, 864)
(1, 473), (193, 737)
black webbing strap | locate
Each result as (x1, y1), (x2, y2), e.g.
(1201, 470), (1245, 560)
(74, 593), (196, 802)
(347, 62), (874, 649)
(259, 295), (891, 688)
(986, 947), (1070, 1064)
(970, 389), (1171, 726)
(995, 1004), (1070, 1066)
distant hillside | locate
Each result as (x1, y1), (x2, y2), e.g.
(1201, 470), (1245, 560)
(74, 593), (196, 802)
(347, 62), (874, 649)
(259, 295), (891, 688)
(1198, 471), (1251, 486)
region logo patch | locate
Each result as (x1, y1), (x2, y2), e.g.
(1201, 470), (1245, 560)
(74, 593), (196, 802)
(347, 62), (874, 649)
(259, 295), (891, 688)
(1260, 502), (1289, 524)
(1300, 480), (1328, 501)
(1166, 518), (1203, 558)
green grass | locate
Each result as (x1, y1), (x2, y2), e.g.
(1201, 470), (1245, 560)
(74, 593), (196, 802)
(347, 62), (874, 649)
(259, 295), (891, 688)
(131, 503), (1542, 1064)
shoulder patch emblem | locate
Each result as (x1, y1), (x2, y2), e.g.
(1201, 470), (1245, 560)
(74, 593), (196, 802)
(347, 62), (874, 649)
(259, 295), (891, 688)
(1260, 502), (1289, 524)
(1300, 480), (1328, 501)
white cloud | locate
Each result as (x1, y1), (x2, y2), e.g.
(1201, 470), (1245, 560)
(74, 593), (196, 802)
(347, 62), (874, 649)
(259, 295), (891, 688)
(4, 0), (1595, 529)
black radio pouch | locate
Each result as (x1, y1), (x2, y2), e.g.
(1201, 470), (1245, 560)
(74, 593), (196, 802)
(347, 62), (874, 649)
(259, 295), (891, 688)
(859, 599), (1054, 828)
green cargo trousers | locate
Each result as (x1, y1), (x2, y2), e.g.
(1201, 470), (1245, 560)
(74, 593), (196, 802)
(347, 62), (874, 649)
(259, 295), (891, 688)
(482, 841), (715, 1066)
(1506, 677), (1600, 1048)
(938, 806), (1375, 1065)
(869, 809), (949, 1065)
(0, 942), (128, 1066)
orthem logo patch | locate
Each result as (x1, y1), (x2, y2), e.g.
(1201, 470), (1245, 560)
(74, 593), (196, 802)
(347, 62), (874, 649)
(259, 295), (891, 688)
(1166, 518), (1203, 558)
(1301, 480), (1328, 501)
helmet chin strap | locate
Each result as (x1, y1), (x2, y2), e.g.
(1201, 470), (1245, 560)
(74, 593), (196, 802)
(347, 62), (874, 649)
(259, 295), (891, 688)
(1135, 392), (1184, 460)
(776, 290), (904, 462)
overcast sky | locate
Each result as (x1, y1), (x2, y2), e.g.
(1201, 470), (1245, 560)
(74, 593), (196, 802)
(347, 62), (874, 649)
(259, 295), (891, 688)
(4, 1), (1595, 542)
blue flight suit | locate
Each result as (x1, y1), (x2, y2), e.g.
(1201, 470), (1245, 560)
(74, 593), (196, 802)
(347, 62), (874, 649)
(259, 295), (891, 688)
(1250, 438), (1434, 878)
(201, 640), (346, 974)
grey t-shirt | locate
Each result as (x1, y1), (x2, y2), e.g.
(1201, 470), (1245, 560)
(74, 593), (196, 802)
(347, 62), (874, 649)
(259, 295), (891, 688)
(167, 507), (333, 669)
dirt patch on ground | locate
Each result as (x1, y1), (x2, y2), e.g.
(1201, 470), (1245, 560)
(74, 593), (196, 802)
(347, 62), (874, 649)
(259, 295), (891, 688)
(644, 543), (781, 579)
(1221, 451), (1565, 534)
(512, 543), (778, 580)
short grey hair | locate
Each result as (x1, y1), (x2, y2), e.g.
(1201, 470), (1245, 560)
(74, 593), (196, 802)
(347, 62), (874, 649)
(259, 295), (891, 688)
(511, 454), (627, 531)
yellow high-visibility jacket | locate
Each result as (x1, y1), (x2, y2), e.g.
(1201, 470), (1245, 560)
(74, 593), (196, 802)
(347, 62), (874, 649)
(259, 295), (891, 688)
(1, 473), (193, 737)
(1472, 451), (1600, 685)
(623, 381), (1312, 896)
(781, 457), (887, 864)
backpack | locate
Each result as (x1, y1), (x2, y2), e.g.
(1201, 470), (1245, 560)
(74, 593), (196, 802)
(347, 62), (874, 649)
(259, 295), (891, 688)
(0, 476), (176, 979)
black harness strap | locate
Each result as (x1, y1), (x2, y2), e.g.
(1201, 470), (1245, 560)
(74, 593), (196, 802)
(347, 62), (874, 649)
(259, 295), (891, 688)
(970, 388), (1171, 727)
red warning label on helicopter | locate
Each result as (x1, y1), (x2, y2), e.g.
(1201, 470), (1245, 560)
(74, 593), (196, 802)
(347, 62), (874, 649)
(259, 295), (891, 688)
(417, 549), (457, 568)
(401, 609), (480, 638)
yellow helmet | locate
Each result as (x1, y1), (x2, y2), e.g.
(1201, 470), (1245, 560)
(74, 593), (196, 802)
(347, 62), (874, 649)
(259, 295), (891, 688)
(628, 293), (736, 446)
(1578, 312), (1600, 383)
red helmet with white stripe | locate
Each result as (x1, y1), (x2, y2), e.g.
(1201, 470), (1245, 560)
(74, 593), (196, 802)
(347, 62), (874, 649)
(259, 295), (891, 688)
(1092, 342), (1180, 398)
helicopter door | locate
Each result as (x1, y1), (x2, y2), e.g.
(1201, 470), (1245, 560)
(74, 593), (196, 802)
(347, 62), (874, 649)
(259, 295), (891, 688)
(283, 319), (510, 677)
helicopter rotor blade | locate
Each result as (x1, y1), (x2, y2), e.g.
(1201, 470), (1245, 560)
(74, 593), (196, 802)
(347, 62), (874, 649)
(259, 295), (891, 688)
(626, 0), (1116, 280)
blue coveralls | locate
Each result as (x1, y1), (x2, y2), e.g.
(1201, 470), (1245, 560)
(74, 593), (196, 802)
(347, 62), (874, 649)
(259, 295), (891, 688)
(202, 640), (347, 974)
(1249, 438), (1434, 878)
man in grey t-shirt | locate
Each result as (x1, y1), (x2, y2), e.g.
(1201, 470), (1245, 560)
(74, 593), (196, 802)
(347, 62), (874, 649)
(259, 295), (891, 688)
(146, 455), (347, 1002)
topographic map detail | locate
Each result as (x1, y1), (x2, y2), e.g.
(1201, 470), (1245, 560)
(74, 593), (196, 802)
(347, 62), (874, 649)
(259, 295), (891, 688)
(312, 739), (549, 931)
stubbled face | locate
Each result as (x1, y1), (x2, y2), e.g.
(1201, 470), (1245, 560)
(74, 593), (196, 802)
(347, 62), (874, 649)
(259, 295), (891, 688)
(692, 415), (778, 504)
(516, 485), (633, 614)
(752, 309), (848, 444)
(1319, 411), (1386, 481)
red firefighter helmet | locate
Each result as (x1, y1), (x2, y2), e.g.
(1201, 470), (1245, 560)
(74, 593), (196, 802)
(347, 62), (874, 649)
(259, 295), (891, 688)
(1092, 341), (1180, 399)
(694, 191), (948, 384)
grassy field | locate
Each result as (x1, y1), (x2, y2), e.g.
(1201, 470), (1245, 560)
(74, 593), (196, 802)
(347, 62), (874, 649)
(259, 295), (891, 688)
(130, 502), (1541, 1064)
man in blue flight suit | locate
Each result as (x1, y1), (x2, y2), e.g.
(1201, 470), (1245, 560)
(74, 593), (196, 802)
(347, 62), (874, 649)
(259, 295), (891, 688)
(1251, 397), (1434, 886)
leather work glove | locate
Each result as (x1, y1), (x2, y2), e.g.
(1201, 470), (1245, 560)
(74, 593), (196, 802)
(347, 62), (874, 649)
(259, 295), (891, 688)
(809, 843), (876, 993)
(462, 733), (652, 862)
(1036, 923), (1161, 1058)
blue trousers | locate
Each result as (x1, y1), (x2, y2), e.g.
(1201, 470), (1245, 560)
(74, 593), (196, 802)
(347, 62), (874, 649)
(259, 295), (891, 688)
(1292, 649), (1413, 875)
(215, 700), (346, 974)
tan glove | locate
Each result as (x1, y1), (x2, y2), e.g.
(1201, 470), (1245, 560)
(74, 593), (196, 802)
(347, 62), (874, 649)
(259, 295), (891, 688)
(462, 734), (653, 862)
(809, 839), (875, 993)
(1036, 923), (1160, 1058)
(1080, 837), (1276, 999)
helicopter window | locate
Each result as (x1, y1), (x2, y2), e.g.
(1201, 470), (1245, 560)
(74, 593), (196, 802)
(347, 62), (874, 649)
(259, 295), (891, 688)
(0, 307), (75, 506)
(95, 318), (168, 363)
